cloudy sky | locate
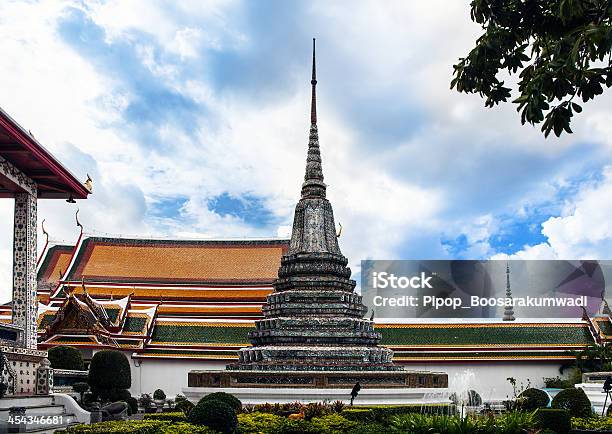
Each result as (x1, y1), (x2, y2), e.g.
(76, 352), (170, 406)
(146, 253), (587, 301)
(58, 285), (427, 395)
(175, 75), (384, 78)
(1, 0), (612, 302)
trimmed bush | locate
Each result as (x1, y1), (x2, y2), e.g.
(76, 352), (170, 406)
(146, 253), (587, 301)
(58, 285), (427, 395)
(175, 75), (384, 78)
(144, 412), (187, 422)
(109, 388), (131, 403)
(277, 418), (321, 434)
(88, 350), (131, 400)
(188, 399), (238, 433)
(126, 397), (139, 416)
(518, 388), (550, 411)
(341, 405), (452, 423)
(175, 398), (195, 416)
(310, 414), (358, 433)
(160, 423), (218, 434)
(153, 389), (166, 400)
(202, 391), (242, 412)
(573, 416), (612, 430)
(59, 420), (166, 433)
(551, 387), (592, 418)
(533, 408), (571, 434)
(72, 382), (89, 403)
(237, 412), (285, 434)
(341, 409), (374, 423)
(58, 420), (217, 433)
(303, 402), (329, 420)
(48, 346), (84, 371)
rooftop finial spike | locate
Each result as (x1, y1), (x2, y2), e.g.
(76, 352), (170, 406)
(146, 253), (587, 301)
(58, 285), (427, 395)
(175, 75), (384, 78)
(311, 38), (317, 125)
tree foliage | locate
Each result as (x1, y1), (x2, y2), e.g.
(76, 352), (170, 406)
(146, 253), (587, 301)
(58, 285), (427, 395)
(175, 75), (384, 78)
(451, 0), (612, 137)
(48, 345), (84, 371)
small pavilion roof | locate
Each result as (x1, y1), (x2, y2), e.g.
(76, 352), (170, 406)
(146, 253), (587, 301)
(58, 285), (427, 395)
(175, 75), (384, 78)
(0, 106), (90, 199)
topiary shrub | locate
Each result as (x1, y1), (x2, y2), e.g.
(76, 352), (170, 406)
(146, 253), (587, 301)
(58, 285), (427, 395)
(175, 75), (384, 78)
(517, 388), (550, 411)
(72, 382), (89, 403)
(174, 394), (195, 415)
(188, 399), (237, 433)
(48, 345), (84, 371)
(533, 408), (571, 434)
(551, 387), (592, 418)
(126, 397), (139, 416)
(153, 389), (166, 401)
(88, 350), (131, 401)
(201, 392), (242, 412)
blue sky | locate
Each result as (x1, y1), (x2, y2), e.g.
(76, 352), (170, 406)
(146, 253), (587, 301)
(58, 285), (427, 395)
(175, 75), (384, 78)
(1, 0), (612, 300)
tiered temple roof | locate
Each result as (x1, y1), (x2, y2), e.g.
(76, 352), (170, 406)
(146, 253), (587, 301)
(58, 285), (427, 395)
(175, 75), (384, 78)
(0, 234), (600, 362)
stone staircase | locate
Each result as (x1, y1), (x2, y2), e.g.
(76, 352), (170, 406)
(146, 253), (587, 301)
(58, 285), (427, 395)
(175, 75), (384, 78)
(0, 395), (82, 433)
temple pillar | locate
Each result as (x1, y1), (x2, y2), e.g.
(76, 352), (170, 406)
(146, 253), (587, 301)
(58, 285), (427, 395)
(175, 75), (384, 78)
(12, 192), (38, 350)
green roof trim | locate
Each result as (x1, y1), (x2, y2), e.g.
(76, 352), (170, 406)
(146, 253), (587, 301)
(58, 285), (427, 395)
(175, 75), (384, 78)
(598, 319), (612, 336)
(394, 350), (577, 359)
(52, 336), (95, 343)
(104, 307), (120, 323)
(123, 316), (147, 333)
(379, 325), (594, 347)
(150, 324), (249, 344)
(38, 314), (56, 330)
(138, 349), (238, 357)
(148, 323), (594, 347)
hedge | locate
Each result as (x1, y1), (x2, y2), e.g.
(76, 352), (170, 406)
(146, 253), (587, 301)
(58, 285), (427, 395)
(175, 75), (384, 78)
(237, 413), (285, 434)
(573, 416), (612, 430)
(58, 420), (166, 433)
(533, 408), (571, 434)
(144, 412), (187, 423)
(48, 346), (84, 371)
(58, 421), (216, 434)
(341, 405), (452, 423)
(88, 350), (131, 400)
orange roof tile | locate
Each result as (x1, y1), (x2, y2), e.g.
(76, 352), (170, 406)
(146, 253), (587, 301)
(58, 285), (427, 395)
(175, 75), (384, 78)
(66, 238), (288, 284)
(37, 245), (74, 287)
(65, 285), (271, 301)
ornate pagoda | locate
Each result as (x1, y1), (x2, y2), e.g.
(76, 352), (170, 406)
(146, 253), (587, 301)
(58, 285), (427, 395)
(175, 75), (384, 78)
(229, 40), (395, 373)
(187, 41), (447, 398)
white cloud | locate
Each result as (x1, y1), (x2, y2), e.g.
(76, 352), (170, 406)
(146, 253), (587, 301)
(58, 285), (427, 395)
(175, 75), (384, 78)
(2, 0), (612, 304)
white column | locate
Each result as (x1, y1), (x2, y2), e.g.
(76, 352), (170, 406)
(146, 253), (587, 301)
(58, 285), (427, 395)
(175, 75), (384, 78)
(13, 192), (38, 349)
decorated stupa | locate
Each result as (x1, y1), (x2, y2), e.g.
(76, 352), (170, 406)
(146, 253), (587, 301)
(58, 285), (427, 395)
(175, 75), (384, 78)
(229, 40), (396, 372)
(186, 40), (447, 401)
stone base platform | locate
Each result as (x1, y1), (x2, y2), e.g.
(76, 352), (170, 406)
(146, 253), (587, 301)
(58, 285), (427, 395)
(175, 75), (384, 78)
(183, 386), (450, 406)
(185, 369), (449, 405)
(188, 369), (448, 389)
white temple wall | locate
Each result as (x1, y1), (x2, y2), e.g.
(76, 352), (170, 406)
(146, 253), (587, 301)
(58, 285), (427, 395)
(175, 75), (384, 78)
(399, 362), (563, 402)
(110, 354), (565, 401)
(128, 357), (226, 398)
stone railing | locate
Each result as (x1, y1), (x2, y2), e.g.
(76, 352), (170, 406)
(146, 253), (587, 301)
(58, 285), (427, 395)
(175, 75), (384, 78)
(582, 371), (612, 383)
(53, 369), (88, 393)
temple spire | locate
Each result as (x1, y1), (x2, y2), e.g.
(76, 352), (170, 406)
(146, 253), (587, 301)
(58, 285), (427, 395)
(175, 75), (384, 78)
(503, 263), (516, 321)
(300, 38), (326, 199)
(311, 38), (317, 125)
